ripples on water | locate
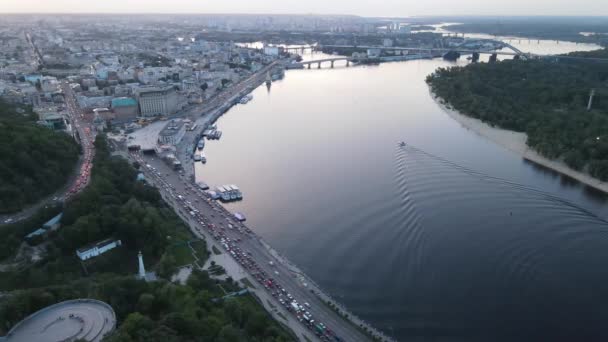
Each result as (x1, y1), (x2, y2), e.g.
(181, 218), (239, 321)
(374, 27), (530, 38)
(383, 144), (608, 340)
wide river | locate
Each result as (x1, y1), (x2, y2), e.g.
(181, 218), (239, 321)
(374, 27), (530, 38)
(196, 39), (608, 340)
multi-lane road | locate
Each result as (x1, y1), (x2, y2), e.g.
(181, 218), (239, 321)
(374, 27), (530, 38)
(132, 152), (390, 342)
(61, 82), (96, 199)
(0, 83), (94, 225)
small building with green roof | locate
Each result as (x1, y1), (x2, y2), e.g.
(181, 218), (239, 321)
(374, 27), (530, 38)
(110, 97), (138, 123)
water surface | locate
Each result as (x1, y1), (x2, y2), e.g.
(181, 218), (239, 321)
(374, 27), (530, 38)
(196, 41), (608, 340)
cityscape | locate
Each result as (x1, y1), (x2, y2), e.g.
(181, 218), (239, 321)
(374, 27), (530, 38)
(0, 3), (608, 342)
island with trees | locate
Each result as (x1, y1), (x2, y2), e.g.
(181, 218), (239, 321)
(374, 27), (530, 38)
(426, 49), (608, 182)
(0, 135), (293, 341)
(444, 17), (608, 47)
(0, 101), (80, 214)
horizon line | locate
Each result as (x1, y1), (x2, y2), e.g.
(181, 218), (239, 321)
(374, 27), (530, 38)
(0, 12), (607, 18)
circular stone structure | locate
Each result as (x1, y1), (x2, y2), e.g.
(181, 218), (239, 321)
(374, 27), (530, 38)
(3, 299), (116, 342)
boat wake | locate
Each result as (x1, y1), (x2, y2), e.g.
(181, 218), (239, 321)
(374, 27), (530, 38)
(390, 142), (608, 338)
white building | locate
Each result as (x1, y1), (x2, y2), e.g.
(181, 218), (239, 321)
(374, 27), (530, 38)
(76, 239), (122, 261)
(263, 46), (280, 56)
(40, 76), (60, 93)
(137, 86), (180, 117)
(367, 48), (382, 58)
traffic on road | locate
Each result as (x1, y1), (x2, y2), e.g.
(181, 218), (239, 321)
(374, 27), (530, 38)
(62, 82), (96, 199)
(131, 152), (371, 342)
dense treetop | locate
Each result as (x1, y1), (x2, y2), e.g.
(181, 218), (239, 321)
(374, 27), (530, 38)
(427, 49), (608, 180)
(0, 101), (79, 214)
(447, 18), (608, 47)
(0, 135), (293, 341)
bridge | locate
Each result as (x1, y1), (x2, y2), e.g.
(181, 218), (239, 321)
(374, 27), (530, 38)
(282, 45), (316, 53)
(294, 45), (524, 70)
(297, 57), (353, 69)
(319, 44), (526, 57)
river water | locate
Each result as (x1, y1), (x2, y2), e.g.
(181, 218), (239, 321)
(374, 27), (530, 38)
(196, 40), (608, 340)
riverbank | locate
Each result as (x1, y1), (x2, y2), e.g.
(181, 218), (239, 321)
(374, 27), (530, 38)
(431, 90), (608, 194)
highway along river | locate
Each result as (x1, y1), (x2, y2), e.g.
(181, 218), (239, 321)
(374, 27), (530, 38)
(196, 40), (608, 340)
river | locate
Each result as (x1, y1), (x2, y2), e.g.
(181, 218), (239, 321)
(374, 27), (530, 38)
(196, 39), (608, 340)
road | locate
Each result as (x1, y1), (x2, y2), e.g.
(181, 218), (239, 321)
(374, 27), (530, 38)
(174, 62), (281, 181)
(0, 83), (95, 226)
(61, 82), (96, 200)
(131, 151), (395, 342)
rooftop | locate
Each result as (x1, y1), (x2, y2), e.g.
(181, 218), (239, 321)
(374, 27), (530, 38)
(159, 119), (185, 137)
(111, 97), (137, 108)
(76, 238), (120, 254)
(3, 299), (116, 342)
(137, 86), (175, 97)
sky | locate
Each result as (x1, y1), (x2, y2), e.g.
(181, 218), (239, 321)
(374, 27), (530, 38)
(1, 0), (607, 17)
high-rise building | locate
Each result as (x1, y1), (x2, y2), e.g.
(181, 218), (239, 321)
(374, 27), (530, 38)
(136, 86), (180, 117)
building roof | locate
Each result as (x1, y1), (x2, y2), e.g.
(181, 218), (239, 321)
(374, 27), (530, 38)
(137, 86), (175, 97)
(25, 228), (46, 239)
(43, 213), (62, 228)
(76, 238), (120, 254)
(111, 97), (137, 108)
(159, 120), (185, 137)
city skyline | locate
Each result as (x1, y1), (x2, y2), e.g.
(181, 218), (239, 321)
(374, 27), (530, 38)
(1, 0), (608, 17)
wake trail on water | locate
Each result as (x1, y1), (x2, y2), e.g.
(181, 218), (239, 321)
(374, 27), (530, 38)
(397, 144), (608, 224)
(393, 142), (608, 310)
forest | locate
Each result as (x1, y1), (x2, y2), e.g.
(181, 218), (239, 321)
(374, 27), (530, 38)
(446, 17), (608, 47)
(0, 135), (293, 341)
(0, 101), (79, 214)
(427, 49), (608, 180)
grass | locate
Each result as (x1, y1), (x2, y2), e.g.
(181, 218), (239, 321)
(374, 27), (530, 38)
(169, 244), (195, 266)
(208, 264), (226, 276)
(190, 240), (209, 263)
(240, 277), (256, 289)
(165, 239), (208, 267)
(212, 245), (222, 255)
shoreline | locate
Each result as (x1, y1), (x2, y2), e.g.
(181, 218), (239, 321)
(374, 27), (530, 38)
(431, 90), (608, 194)
(173, 68), (393, 341)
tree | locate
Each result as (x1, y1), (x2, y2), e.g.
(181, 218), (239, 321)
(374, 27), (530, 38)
(118, 312), (154, 337)
(137, 293), (155, 314)
(217, 325), (242, 342)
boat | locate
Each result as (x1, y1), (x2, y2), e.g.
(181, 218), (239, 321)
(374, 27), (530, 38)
(239, 94), (253, 104)
(207, 191), (220, 200)
(197, 140), (205, 150)
(214, 184), (243, 202)
(193, 154), (202, 162)
(234, 212), (246, 222)
(399, 141), (406, 147)
(197, 182), (209, 190)
(265, 71), (272, 86)
(201, 155), (207, 164)
(230, 184), (243, 199)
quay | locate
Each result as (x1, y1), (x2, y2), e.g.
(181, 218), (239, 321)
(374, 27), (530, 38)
(128, 61), (395, 342)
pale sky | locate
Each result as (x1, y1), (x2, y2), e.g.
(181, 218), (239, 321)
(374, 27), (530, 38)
(0, 0), (607, 17)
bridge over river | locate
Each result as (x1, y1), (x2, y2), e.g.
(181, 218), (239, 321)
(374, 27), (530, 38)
(293, 42), (608, 69)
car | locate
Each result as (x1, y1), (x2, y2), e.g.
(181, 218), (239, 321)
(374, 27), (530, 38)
(304, 302), (311, 308)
